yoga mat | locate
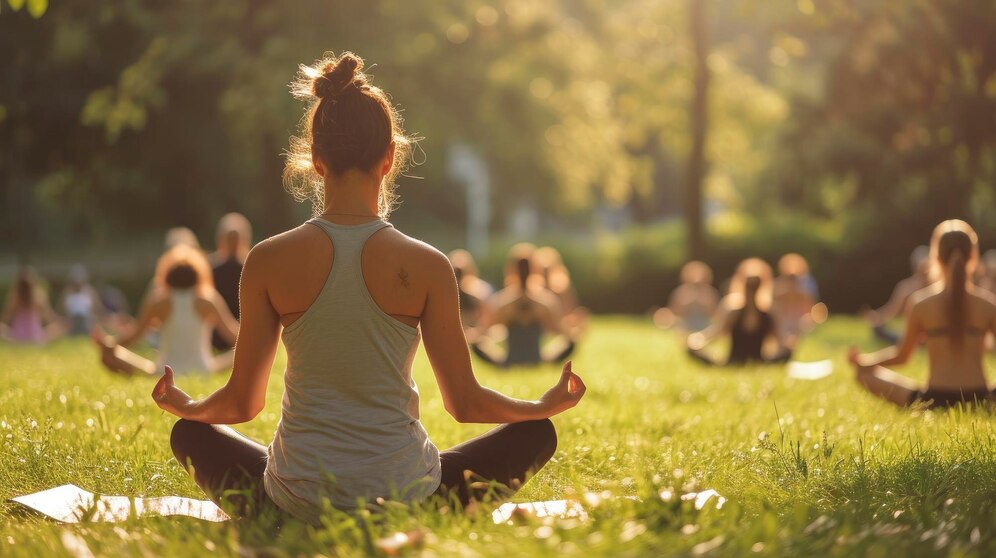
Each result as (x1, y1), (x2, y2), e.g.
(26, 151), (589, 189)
(659, 488), (727, 510)
(492, 499), (589, 524)
(787, 359), (834, 380)
(10, 484), (229, 523)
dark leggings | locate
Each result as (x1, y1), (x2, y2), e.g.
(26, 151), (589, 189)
(169, 418), (557, 517)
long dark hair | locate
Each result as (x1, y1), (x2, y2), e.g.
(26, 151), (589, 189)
(931, 220), (978, 345)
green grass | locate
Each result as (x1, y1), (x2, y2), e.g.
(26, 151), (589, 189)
(1, 317), (994, 557)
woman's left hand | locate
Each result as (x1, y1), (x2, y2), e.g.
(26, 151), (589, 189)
(152, 365), (194, 418)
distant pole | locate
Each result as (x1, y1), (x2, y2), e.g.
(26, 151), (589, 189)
(685, 0), (710, 260)
(447, 143), (490, 257)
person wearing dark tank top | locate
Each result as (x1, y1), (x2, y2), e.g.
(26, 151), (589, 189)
(470, 248), (575, 368)
(686, 258), (791, 367)
(850, 220), (996, 408)
(210, 213), (252, 350)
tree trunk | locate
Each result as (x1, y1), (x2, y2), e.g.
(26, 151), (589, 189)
(684, 0), (710, 260)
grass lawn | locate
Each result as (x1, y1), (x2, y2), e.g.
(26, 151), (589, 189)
(1, 317), (994, 557)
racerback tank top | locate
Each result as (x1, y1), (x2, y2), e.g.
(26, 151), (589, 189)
(263, 218), (440, 523)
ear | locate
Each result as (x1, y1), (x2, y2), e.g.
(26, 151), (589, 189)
(312, 152), (326, 178)
(379, 141), (397, 178)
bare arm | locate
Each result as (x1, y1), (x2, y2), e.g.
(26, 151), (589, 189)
(856, 303), (923, 368)
(153, 245), (281, 423)
(870, 279), (914, 324)
(113, 299), (162, 347)
(421, 253), (584, 423)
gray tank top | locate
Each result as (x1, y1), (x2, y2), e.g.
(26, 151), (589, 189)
(263, 218), (441, 522)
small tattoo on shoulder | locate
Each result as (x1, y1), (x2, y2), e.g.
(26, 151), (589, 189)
(399, 268), (410, 288)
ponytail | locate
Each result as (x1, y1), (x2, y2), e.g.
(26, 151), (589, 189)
(949, 249), (967, 345)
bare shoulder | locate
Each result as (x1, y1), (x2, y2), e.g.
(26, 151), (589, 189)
(373, 227), (453, 276)
(969, 285), (996, 307)
(143, 292), (172, 318)
(909, 283), (942, 308)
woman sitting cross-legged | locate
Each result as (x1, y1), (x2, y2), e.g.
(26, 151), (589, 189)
(94, 244), (239, 376)
(470, 247), (576, 368)
(849, 220), (996, 408)
(151, 52), (586, 523)
(686, 258), (792, 366)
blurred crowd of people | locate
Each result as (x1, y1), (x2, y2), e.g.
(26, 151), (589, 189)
(655, 253), (827, 366)
(1, 213), (252, 376)
(450, 243), (588, 368)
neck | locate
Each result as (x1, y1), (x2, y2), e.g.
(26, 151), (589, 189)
(322, 170), (381, 220)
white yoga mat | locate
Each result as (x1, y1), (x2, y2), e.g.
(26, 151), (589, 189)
(787, 359), (834, 380)
(492, 499), (589, 524)
(10, 484), (229, 523)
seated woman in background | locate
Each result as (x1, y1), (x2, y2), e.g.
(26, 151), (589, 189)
(94, 245), (239, 375)
(210, 212), (253, 350)
(1, 266), (66, 344)
(687, 258), (791, 366)
(534, 246), (589, 339)
(447, 248), (494, 333)
(654, 260), (719, 333)
(772, 253), (825, 348)
(152, 53), (585, 523)
(862, 245), (931, 345)
(471, 246), (576, 367)
(849, 220), (995, 408)
(60, 264), (106, 337)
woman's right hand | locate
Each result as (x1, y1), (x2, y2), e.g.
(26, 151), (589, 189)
(539, 361), (586, 416)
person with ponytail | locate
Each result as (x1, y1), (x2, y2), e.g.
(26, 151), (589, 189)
(152, 53), (585, 523)
(469, 243), (576, 367)
(686, 258), (792, 366)
(849, 220), (996, 408)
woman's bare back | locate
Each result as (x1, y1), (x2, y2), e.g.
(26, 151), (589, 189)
(912, 284), (996, 390)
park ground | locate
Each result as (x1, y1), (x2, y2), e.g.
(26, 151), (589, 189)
(1, 317), (994, 557)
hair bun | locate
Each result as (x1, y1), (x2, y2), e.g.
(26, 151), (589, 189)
(314, 53), (364, 99)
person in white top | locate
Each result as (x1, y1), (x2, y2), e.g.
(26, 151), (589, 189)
(151, 52), (586, 523)
(93, 244), (239, 376)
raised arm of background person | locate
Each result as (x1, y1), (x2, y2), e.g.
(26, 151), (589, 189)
(869, 278), (915, 324)
(153, 243), (281, 423)
(856, 296), (924, 368)
(114, 297), (166, 347)
(420, 250), (585, 423)
(205, 290), (240, 346)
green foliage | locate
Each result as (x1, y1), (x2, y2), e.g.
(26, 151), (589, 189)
(1, 320), (995, 556)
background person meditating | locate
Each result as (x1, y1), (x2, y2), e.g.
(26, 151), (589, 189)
(447, 248), (494, 334)
(849, 220), (995, 408)
(94, 245), (239, 376)
(654, 260), (720, 333)
(772, 253), (824, 349)
(60, 264), (106, 337)
(471, 252), (576, 367)
(687, 258), (791, 366)
(534, 246), (590, 339)
(862, 245), (931, 345)
(210, 212), (253, 350)
(1, 266), (66, 344)
(153, 52), (586, 523)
